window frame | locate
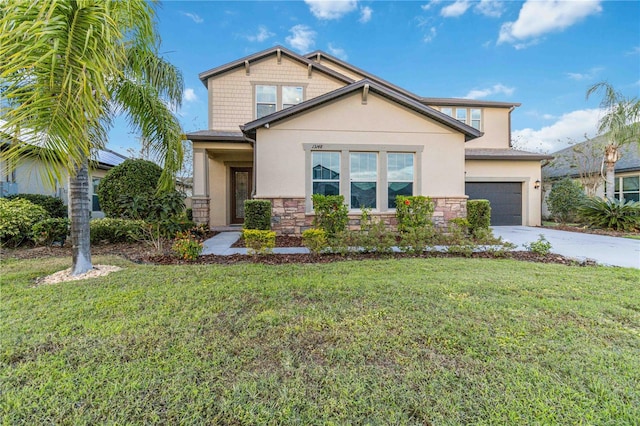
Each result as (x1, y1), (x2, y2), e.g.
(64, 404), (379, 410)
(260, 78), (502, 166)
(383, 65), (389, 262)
(349, 152), (378, 209)
(311, 151), (341, 197)
(614, 175), (640, 202)
(254, 83), (306, 119)
(387, 152), (414, 209)
(439, 106), (483, 131)
(304, 144), (423, 213)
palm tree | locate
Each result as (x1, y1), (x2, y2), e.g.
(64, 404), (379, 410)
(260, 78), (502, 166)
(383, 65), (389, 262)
(0, 1), (184, 275)
(586, 82), (640, 200)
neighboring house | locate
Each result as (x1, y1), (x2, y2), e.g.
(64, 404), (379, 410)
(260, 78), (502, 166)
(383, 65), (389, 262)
(187, 46), (551, 234)
(0, 121), (128, 218)
(542, 136), (640, 217)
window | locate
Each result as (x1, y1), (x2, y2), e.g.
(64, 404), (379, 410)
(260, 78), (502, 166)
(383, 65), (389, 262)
(350, 153), (377, 209)
(92, 178), (101, 211)
(256, 85), (277, 119)
(387, 153), (414, 208)
(615, 175), (640, 202)
(439, 107), (482, 130)
(312, 152), (340, 196)
(255, 84), (304, 119)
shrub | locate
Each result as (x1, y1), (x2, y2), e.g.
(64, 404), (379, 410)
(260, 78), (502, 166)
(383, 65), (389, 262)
(118, 191), (185, 222)
(96, 159), (162, 218)
(312, 194), (348, 237)
(172, 231), (203, 261)
(186, 208), (193, 221)
(0, 198), (49, 247)
(242, 229), (276, 255)
(244, 200), (272, 230)
(302, 229), (327, 254)
(578, 197), (640, 232)
(6, 193), (66, 218)
(467, 200), (491, 235)
(395, 196), (435, 232)
(398, 226), (438, 254)
(32, 218), (70, 246)
(90, 218), (145, 244)
(523, 234), (552, 255)
(547, 178), (586, 223)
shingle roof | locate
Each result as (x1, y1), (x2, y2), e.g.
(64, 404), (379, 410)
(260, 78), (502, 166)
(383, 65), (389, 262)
(422, 98), (521, 108)
(198, 45), (353, 86)
(241, 79), (483, 142)
(94, 149), (127, 168)
(543, 135), (640, 179)
(466, 148), (552, 161)
(185, 130), (245, 142)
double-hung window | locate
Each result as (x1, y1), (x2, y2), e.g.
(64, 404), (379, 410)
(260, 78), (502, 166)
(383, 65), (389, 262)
(350, 153), (377, 209)
(455, 109), (467, 124)
(312, 152), (340, 196)
(615, 176), (640, 202)
(255, 84), (303, 119)
(387, 153), (414, 208)
(440, 107), (482, 130)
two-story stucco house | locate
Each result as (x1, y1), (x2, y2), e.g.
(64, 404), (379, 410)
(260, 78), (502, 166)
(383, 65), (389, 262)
(187, 46), (550, 234)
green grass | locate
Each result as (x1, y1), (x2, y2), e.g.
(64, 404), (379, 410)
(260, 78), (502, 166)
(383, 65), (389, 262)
(1, 257), (639, 424)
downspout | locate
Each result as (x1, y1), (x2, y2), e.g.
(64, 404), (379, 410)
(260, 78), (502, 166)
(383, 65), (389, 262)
(508, 105), (515, 148)
(244, 134), (257, 198)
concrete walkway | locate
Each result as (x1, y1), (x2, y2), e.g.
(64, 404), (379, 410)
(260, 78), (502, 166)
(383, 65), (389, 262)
(201, 227), (640, 269)
(492, 226), (640, 269)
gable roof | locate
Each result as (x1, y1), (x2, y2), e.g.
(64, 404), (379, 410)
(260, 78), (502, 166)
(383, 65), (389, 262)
(241, 79), (483, 142)
(543, 135), (640, 179)
(466, 148), (552, 161)
(198, 45), (354, 86)
(306, 50), (520, 109)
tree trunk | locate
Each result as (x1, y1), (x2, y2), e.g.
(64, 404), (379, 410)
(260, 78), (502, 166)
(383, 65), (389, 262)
(604, 144), (619, 201)
(70, 157), (93, 275)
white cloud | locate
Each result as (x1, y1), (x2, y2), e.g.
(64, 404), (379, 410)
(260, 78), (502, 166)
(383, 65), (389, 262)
(247, 26), (275, 43)
(328, 43), (348, 60)
(498, 0), (602, 47)
(180, 11), (203, 24)
(421, 1), (441, 11)
(359, 6), (372, 23)
(183, 88), (198, 103)
(475, 0), (504, 18)
(626, 46), (640, 56)
(566, 67), (603, 81)
(512, 108), (601, 153)
(304, 0), (358, 20)
(464, 84), (514, 99)
(423, 27), (437, 43)
(286, 25), (316, 52)
(440, 0), (471, 18)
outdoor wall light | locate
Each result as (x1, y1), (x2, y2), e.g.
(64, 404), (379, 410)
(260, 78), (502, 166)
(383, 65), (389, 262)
(534, 180), (541, 189)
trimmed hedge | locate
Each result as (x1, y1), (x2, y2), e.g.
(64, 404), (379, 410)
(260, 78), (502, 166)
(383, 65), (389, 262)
(96, 159), (162, 218)
(467, 199), (491, 235)
(311, 194), (348, 237)
(90, 218), (146, 244)
(395, 196), (435, 232)
(0, 198), (50, 247)
(244, 200), (272, 230)
(32, 218), (70, 246)
(6, 193), (66, 218)
(242, 229), (276, 255)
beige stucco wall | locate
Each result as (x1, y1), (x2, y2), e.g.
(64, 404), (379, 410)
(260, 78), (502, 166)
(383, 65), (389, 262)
(208, 55), (347, 131)
(427, 106), (512, 149)
(255, 91), (466, 204)
(206, 151), (252, 226)
(465, 159), (543, 226)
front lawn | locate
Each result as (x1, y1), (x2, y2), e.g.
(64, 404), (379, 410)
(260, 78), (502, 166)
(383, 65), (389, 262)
(1, 257), (639, 424)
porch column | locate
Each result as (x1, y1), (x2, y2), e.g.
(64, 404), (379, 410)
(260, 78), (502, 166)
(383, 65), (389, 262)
(192, 148), (210, 226)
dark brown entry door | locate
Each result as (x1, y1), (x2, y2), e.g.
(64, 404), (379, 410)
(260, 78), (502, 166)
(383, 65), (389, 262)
(231, 167), (252, 224)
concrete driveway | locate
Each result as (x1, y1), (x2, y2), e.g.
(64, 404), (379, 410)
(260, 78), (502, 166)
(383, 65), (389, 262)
(492, 226), (640, 269)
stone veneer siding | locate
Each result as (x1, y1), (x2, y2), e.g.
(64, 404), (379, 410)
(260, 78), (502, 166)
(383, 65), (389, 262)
(191, 197), (210, 226)
(260, 197), (467, 235)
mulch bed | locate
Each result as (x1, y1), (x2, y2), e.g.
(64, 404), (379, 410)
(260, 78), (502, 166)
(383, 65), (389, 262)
(541, 224), (640, 238)
(232, 236), (303, 248)
(2, 240), (597, 267)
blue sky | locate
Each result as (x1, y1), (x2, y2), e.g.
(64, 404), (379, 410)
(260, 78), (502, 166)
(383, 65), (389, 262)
(108, 0), (640, 156)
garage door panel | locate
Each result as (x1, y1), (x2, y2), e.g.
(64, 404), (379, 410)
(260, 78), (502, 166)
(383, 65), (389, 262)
(466, 182), (522, 226)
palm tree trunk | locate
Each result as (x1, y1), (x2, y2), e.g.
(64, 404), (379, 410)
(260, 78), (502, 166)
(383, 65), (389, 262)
(70, 157), (93, 275)
(604, 144), (619, 201)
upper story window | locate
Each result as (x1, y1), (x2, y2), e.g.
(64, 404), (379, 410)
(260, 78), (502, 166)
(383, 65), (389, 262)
(440, 107), (482, 130)
(255, 84), (304, 119)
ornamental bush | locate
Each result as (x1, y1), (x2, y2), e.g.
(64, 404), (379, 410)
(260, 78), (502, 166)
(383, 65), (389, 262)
(172, 231), (203, 261)
(312, 194), (348, 237)
(89, 218), (146, 244)
(6, 193), (67, 218)
(547, 178), (586, 223)
(242, 229), (276, 255)
(467, 200), (491, 235)
(302, 228), (327, 254)
(578, 197), (640, 232)
(395, 195), (434, 232)
(244, 200), (272, 230)
(96, 159), (162, 218)
(0, 198), (49, 247)
(32, 218), (70, 246)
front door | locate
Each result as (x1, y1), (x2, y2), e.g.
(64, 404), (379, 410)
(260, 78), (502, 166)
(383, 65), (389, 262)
(231, 167), (252, 224)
